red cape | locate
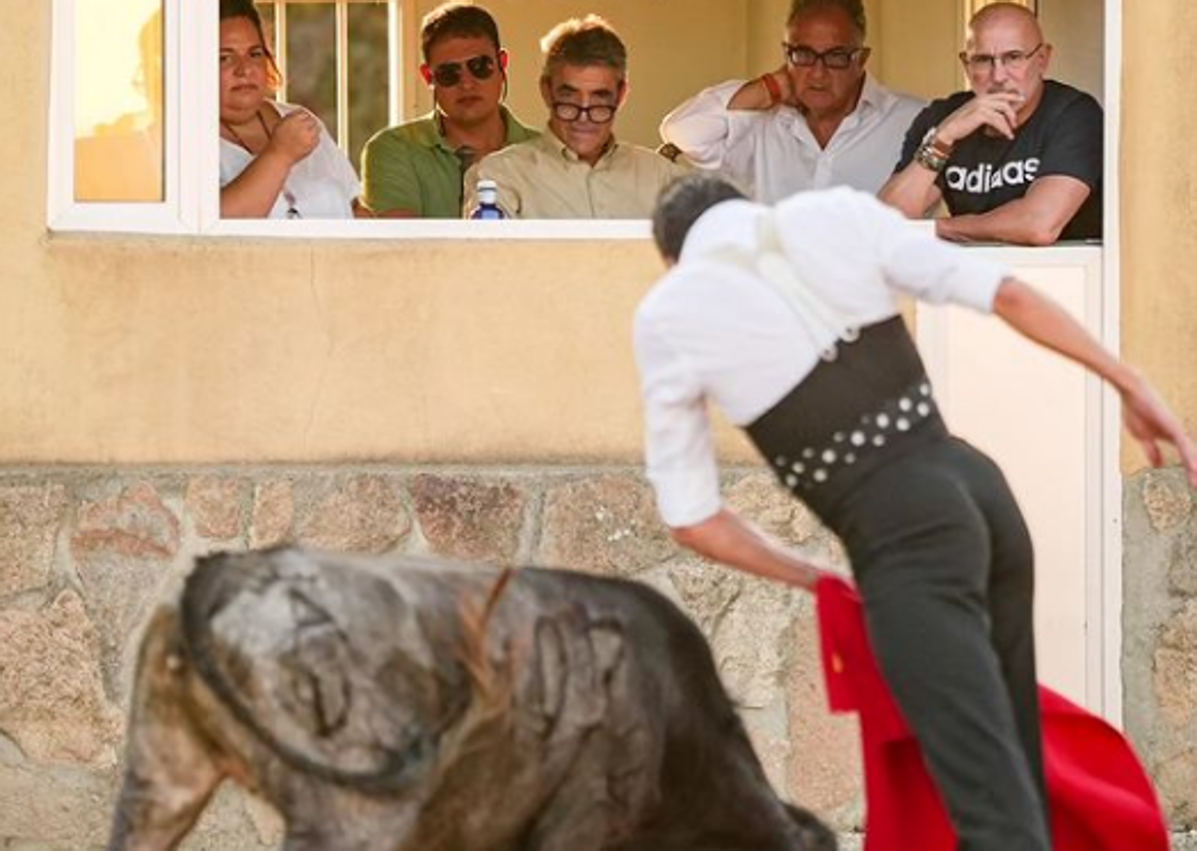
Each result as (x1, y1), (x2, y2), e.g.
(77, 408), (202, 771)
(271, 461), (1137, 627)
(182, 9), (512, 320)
(815, 575), (1169, 851)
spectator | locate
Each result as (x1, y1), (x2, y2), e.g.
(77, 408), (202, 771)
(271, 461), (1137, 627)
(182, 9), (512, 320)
(218, 0), (360, 219)
(658, 0), (923, 201)
(879, 2), (1102, 245)
(463, 15), (688, 219)
(360, 2), (537, 218)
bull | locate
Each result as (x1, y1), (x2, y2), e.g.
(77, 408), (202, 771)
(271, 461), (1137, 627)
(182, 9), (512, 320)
(108, 546), (836, 851)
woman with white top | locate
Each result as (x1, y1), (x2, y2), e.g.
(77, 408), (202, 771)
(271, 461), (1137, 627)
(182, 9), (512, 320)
(218, 0), (361, 219)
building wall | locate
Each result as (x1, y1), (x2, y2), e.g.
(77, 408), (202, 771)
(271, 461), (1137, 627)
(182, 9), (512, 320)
(1, 0), (1196, 847)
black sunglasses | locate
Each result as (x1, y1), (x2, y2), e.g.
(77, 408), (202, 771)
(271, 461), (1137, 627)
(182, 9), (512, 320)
(430, 54), (497, 88)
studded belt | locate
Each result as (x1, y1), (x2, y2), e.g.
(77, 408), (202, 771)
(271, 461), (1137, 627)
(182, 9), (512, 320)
(766, 379), (945, 496)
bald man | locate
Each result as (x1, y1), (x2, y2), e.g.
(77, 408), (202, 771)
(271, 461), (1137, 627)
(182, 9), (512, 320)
(879, 2), (1102, 245)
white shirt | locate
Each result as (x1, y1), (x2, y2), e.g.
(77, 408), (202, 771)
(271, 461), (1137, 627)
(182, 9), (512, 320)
(659, 75), (924, 202)
(633, 187), (1009, 528)
(220, 102), (361, 219)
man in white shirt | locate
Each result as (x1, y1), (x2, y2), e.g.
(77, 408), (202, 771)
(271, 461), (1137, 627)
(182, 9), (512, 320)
(658, 0), (923, 202)
(634, 173), (1196, 851)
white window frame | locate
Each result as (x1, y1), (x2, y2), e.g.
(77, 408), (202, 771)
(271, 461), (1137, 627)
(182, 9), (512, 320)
(47, 0), (1115, 253)
(47, 0), (649, 239)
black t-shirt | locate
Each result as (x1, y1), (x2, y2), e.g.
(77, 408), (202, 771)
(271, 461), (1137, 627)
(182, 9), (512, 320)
(895, 80), (1103, 241)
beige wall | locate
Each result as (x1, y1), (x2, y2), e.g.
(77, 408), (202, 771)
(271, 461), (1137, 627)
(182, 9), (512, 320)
(407, 0), (751, 150)
(2, 0), (1195, 473)
(1122, 2), (1197, 471)
(1040, 0), (1105, 101)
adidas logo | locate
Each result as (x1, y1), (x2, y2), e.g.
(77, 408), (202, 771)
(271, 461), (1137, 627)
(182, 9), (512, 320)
(944, 158), (1041, 193)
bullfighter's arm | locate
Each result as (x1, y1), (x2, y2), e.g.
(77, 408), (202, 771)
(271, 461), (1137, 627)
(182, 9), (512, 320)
(668, 508), (830, 592)
(992, 277), (1197, 485)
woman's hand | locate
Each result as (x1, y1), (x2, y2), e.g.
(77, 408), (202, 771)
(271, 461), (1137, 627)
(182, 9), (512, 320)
(268, 109), (321, 164)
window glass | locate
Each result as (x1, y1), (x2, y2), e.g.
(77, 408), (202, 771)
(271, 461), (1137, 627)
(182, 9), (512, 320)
(283, 3), (339, 143)
(74, 0), (164, 202)
(346, 3), (390, 168)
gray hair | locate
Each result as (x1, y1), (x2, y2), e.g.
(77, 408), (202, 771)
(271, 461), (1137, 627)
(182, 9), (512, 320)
(787, 0), (867, 39)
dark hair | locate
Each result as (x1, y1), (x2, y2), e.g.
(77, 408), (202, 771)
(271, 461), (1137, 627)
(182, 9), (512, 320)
(787, 0), (867, 39)
(652, 173), (748, 262)
(421, 2), (501, 63)
(219, 0), (281, 86)
(539, 15), (627, 82)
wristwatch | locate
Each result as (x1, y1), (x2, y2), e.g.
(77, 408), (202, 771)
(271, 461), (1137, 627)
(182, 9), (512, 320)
(914, 126), (952, 173)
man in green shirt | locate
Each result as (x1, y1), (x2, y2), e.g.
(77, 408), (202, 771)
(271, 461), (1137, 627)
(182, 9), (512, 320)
(360, 2), (537, 218)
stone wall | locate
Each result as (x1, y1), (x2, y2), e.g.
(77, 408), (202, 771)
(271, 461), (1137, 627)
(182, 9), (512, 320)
(0, 466), (861, 848)
(1124, 468), (1197, 838)
(3, 465), (1195, 848)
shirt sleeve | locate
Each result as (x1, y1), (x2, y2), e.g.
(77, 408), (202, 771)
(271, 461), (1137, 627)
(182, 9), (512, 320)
(659, 81), (766, 172)
(858, 192), (1010, 312)
(633, 302), (723, 528)
(1036, 93), (1103, 189)
(361, 132), (422, 215)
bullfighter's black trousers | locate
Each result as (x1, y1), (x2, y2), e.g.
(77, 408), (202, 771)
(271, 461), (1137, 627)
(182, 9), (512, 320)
(746, 318), (1052, 851)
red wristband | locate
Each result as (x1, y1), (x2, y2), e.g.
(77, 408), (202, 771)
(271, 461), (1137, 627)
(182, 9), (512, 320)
(759, 73), (783, 106)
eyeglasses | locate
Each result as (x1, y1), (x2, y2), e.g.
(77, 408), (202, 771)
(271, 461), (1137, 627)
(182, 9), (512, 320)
(551, 102), (617, 124)
(782, 43), (863, 70)
(430, 54), (497, 88)
(959, 43), (1044, 74)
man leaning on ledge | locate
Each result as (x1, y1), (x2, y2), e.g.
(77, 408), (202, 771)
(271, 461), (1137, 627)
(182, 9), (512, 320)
(878, 2), (1103, 246)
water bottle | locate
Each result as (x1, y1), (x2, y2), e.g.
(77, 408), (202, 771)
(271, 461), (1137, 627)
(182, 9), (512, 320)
(469, 179), (506, 220)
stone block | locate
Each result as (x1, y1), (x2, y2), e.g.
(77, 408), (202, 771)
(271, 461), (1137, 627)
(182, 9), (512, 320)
(69, 483), (181, 690)
(71, 482), (180, 562)
(538, 474), (675, 577)
(185, 476), (247, 541)
(1155, 603), (1197, 730)
(0, 590), (121, 766)
(250, 479), (295, 548)
(1168, 526), (1197, 597)
(1142, 471), (1194, 533)
(410, 474), (527, 562)
(0, 760), (115, 847)
(294, 474), (411, 554)
(1156, 748), (1197, 826)
(0, 481), (68, 597)
(725, 473), (848, 567)
(667, 558), (745, 633)
(709, 578), (803, 709)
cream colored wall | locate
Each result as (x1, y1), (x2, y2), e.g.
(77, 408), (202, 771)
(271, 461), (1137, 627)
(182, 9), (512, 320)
(5, 2), (1197, 469)
(1040, 0), (1104, 102)
(872, 0), (961, 99)
(407, 0), (751, 149)
(1122, 1), (1197, 472)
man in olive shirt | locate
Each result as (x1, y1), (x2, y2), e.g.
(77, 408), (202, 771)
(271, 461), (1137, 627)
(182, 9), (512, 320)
(360, 2), (536, 218)
(463, 16), (687, 219)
